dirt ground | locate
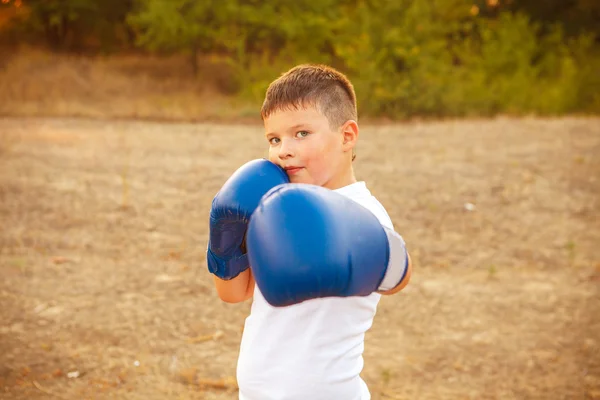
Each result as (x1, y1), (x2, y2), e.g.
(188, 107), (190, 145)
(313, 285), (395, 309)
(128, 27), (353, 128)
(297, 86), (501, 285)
(0, 116), (599, 400)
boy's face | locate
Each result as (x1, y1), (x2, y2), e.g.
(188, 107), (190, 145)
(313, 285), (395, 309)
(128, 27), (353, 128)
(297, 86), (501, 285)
(264, 105), (357, 189)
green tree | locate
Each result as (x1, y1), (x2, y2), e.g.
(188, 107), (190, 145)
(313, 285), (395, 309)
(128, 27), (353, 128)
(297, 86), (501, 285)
(331, 0), (477, 117)
(128, 0), (215, 76)
(0, 0), (134, 51)
(11, 0), (99, 49)
(126, 0), (339, 88)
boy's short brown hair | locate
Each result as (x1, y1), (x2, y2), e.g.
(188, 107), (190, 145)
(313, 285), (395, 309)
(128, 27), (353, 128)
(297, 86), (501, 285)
(261, 64), (358, 130)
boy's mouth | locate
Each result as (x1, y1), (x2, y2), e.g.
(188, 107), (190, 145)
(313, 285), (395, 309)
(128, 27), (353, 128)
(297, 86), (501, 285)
(283, 166), (303, 175)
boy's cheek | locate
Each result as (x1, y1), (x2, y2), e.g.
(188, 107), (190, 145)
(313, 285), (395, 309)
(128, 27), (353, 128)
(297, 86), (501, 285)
(266, 151), (278, 165)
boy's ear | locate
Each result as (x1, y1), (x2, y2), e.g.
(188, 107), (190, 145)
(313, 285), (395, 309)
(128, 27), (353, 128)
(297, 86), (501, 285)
(341, 120), (359, 152)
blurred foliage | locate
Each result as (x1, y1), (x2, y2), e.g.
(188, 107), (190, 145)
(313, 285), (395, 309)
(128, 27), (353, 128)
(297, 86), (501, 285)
(0, 0), (133, 51)
(1, 0), (598, 118)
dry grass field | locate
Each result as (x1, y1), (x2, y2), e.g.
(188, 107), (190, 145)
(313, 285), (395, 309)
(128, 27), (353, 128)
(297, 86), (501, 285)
(0, 116), (599, 400)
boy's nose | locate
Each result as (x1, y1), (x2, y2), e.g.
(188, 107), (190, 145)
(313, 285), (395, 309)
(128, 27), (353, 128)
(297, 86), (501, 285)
(278, 139), (295, 160)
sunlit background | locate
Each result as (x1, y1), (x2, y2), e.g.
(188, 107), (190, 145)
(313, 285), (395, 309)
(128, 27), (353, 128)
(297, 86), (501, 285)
(0, 1), (599, 399)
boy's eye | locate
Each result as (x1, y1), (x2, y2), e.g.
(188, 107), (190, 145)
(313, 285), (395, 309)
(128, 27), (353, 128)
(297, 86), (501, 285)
(296, 131), (309, 138)
(269, 137), (280, 145)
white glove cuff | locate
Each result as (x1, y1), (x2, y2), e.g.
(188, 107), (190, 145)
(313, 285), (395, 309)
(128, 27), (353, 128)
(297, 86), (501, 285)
(378, 228), (408, 292)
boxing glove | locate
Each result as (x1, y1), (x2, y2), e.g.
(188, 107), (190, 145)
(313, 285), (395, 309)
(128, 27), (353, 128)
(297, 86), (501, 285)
(206, 159), (289, 280)
(246, 184), (409, 307)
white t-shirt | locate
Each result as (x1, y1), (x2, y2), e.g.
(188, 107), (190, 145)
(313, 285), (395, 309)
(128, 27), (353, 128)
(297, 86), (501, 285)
(237, 181), (394, 400)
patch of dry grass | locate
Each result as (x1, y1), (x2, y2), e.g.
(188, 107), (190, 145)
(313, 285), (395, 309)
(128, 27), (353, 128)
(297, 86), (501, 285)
(0, 47), (258, 122)
(0, 130), (20, 157)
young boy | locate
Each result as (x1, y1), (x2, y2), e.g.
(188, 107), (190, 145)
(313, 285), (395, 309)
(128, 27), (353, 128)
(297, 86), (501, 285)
(206, 64), (412, 400)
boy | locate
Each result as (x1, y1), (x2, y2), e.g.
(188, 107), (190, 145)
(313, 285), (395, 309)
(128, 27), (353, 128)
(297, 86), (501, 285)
(206, 64), (412, 399)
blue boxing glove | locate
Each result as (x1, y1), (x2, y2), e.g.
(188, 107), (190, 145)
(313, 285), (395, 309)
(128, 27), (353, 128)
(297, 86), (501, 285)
(206, 159), (289, 280)
(246, 183), (409, 307)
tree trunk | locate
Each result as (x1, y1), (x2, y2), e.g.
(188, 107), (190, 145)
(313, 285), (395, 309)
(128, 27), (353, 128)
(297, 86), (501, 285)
(190, 43), (199, 77)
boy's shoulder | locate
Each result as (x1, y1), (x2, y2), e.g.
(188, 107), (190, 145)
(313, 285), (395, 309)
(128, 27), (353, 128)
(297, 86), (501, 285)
(334, 181), (393, 230)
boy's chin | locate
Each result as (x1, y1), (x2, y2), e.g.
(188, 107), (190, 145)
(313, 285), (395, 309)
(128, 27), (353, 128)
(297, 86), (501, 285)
(288, 176), (307, 184)
(288, 174), (315, 186)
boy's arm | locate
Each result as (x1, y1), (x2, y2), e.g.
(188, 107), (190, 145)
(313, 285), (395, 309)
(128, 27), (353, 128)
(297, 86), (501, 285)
(212, 268), (255, 303)
(378, 252), (412, 295)
(373, 226), (412, 296)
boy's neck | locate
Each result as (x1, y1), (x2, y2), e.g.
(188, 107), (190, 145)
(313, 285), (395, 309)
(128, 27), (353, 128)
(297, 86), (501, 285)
(323, 166), (357, 190)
